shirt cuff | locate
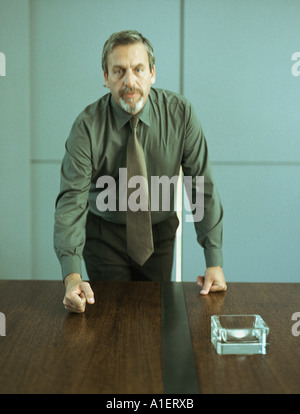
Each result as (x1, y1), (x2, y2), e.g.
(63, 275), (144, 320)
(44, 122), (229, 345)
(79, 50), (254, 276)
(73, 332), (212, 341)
(60, 255), (82, 281)
(204, 248), (223, 268)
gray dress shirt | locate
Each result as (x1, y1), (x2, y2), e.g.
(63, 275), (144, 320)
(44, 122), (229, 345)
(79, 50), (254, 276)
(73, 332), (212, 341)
(54, 88), (223, 279)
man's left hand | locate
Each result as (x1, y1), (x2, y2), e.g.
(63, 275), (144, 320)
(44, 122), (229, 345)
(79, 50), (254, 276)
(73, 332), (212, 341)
(197, 266), (227, 295)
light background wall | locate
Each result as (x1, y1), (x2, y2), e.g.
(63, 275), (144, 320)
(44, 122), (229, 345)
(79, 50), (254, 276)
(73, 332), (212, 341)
(0, 0), (299, 282)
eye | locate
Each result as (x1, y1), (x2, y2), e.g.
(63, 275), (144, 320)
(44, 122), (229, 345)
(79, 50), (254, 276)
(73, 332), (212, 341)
(114, 68), (124, 77)
(135, 67), (144, 74)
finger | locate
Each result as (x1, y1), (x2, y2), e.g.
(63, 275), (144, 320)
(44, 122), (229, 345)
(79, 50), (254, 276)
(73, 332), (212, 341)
(64, 302), (85, 313)
(63, 292), (86, 313)
(63, 301), (85, 313)
(199, 278), (213, 295)
(196, 276), (204, 287)
(65, 306), (85, 314)
(79, 291), (87, 308)
(80, 282), (95, 304)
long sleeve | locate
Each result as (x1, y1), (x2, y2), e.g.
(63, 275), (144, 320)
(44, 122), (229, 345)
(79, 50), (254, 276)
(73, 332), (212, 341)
(181, 103), (223, 268)
(54, 117), (92, 280)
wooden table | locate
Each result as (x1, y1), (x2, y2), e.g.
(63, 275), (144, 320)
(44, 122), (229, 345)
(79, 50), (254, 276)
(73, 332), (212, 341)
(0, 280), (299, 394)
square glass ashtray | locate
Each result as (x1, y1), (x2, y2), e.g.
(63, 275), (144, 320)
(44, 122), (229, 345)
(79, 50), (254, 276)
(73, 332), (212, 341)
(211, 315), (269, 355)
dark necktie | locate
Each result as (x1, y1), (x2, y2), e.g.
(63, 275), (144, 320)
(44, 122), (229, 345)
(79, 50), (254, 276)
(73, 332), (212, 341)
(126, 115), (154, 266)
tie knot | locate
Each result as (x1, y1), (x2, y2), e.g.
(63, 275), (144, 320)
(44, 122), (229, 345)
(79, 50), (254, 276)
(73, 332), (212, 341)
(131, 116), (139, 129)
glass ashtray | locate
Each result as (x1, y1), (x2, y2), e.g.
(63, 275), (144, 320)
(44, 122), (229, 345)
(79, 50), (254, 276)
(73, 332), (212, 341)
(211, 315), (269, 355)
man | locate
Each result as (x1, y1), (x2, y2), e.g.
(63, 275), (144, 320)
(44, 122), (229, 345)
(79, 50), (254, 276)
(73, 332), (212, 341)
(54, 30), (227, 313)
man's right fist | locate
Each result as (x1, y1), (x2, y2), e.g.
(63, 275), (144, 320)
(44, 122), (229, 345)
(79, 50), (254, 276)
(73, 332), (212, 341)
(63, 273), (95, 313)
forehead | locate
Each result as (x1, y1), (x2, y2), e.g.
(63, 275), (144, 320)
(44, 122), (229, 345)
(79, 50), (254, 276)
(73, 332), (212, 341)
(107, 42), (149, 67)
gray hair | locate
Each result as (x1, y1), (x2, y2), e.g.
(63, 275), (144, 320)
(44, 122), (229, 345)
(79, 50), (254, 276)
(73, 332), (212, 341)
(102, 30), (155, 74)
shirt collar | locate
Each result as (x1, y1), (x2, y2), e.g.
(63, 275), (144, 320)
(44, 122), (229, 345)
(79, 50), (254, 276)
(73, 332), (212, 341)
(110, 93), (151, 130)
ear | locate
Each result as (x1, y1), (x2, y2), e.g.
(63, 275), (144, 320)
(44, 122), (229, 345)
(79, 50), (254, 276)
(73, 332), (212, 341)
(150, 65), (156, 85)
(103, 71), (109, 88)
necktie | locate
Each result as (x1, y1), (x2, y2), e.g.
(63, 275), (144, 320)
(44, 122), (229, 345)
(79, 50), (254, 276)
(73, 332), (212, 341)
(126, 115), (154, 266)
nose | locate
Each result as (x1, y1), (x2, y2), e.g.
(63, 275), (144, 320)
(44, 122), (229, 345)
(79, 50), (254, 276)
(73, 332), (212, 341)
(123, 69), (135, 88)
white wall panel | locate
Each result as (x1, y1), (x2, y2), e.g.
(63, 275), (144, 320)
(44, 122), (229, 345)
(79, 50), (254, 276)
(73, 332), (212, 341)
(183, 0), (300, 162)
(0, 0), (32, 279)
(30, 0), (181, 160)
(182, 164), (300, 282)
(182, 0), (300, 283)
(31, 163), (62, 279)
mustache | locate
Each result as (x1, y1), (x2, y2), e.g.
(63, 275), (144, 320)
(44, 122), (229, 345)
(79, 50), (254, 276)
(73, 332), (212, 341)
(119, 87), (143, 97)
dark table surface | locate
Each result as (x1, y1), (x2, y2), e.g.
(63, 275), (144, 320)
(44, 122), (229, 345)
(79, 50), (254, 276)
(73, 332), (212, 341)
(0, 280), (299, 394)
